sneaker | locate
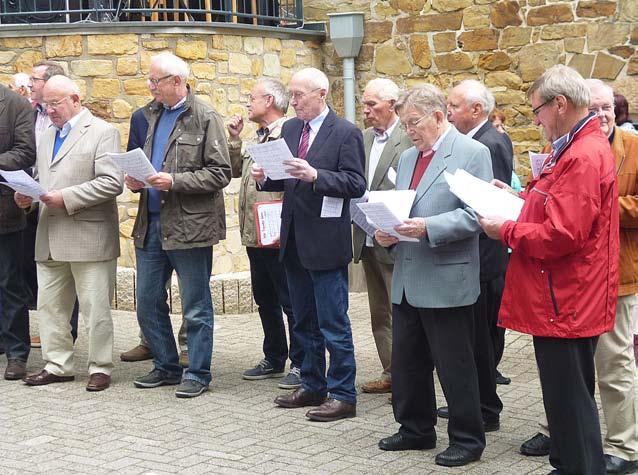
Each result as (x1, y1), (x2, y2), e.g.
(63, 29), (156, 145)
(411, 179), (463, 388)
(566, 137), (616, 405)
(278, 366), (302, 389)
(175, 379), (208, 398)
(133, 369), (181, 388)
(242, 359), (285, 380)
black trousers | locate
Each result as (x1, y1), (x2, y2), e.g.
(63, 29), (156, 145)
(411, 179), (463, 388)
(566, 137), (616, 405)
(487, 275), (506, 368)
(534, 336), (605, 475)
(474, 278), (504, 423)
(247, 246), (302, 369)
(392, 297), (485, 456)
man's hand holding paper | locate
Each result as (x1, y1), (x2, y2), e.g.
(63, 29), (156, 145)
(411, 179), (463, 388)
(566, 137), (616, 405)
(283, 157), (317, 183)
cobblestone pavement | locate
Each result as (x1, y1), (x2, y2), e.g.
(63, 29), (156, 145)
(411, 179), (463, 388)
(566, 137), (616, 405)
(0, 293), (571, 474)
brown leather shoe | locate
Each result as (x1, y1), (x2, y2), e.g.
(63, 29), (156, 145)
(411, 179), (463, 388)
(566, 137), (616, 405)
(86, 373), (111, 392)
(274, 387), (326, 408)
(120, 344), (153, 362)
(23, 369), (74, 386)
(4, 359), (27, 380)
(361, 378), (392, 394)
(30, 335), (41, 348)
(306, 398), (356, 422)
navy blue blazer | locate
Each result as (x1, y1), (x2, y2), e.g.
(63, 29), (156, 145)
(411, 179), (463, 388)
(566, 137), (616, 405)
(127, 107), (149, 152)
(261, 109), (366, 271)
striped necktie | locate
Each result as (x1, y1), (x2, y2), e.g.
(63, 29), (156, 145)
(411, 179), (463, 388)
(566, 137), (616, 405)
(297, 122), (311, 160)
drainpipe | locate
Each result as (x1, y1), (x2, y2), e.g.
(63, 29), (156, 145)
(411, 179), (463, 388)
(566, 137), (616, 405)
(328, 12), (364, 125)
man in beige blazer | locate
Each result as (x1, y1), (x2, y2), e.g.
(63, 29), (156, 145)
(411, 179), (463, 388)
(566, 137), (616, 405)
(15, 75), (123, 392)
(353, 78), (412, 394)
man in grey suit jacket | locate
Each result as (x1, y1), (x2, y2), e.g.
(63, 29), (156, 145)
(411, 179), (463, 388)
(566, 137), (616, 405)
(15, 75), (123, 392)
(353, 78), (412, 394)
(375, 85), (493, 468)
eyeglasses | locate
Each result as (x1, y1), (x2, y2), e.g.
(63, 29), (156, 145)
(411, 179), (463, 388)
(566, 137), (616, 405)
(289, 87), (320, 100)
(400, 114), (428, 131)
(29, 76), (46, 83)
(588, 104), (614, 114)
(147, 75), (173, 87)
(532, 97), (555, 116)
(45, 96), (70, 110)
(248, 94), (272, 103)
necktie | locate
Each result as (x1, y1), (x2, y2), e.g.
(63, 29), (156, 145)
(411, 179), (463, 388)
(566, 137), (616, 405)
(409, 149), (435, 190)
(297, 122), (311, 160)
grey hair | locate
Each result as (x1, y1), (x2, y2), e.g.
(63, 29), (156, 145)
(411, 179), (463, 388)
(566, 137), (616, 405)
(584, 78), (614, 104)
(257, 78), (289, 113)
(151, 52), (190, 80)
(11, 72), (30, 89)
(395, 84), (447, 116)
(455, 79), (495, 115)
(33, 60), (65, 81)
(365, 78), (400, 102)
(527, 64), (590, 108)
(293, 68), (330, 93)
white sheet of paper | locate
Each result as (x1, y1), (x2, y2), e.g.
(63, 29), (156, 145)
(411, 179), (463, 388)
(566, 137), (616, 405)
(246, 138), (295, 181)
(0, 169), (46, 202)
(256, 201), (282, 246)
(350, 192), (377, 238)
(356, 201), (419, 242)
(321, 196), (344, 218)
(387, 167), (397, 185)
(368, 189), (416, 221)
(444, 169), (524, 221)
(107, 148), (157, 187)
(529, 152), (549, 178)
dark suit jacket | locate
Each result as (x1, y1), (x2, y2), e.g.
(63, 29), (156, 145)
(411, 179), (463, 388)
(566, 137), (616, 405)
(127, 107), (149, 152)
(261, 109), (366, 271)
(473, 121), (514, 281)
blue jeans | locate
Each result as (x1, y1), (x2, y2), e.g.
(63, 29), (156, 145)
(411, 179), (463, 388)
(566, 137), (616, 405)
(0, 231), (30, 361)
(247, 246), (303, 369)
(283, 235), (356, 405)
(136, 218), (214, 385)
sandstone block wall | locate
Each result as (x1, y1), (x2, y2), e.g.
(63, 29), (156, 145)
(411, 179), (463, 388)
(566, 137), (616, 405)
(306, 0), (637, 175)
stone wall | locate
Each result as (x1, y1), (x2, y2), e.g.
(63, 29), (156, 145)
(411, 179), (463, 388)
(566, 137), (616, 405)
(0, 29), (323, 278)
(306, 0), (638, 175)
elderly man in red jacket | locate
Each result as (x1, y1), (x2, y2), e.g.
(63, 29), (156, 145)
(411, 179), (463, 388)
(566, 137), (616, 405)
(481, 65), (619, 475)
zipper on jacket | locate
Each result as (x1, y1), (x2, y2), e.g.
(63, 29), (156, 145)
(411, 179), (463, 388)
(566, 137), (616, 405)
(547, 271), (559, 316)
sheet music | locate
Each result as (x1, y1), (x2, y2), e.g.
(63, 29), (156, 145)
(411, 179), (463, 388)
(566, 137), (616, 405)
(246, 139), (295, 180)
(444, 169), (524, 221)
(350, 192), (377, 238)
(256, 201), (282, 246)
(107, 148), (157, 187)
(356, 201), (419, 242)
(0, 169), (46, 202)
(320, 196), (343, 218)
(529, 152), (549, 179)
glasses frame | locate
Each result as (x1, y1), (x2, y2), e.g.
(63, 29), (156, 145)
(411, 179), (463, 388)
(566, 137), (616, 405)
(400, 114), (428, 132)
(147, 74), (174, 87)
(289, 87), (321, 101)
(45, 96), (71, 110)
(29, 76), (46, 83)
(532, 97), (556, 116)
(248, 93), (272, 103)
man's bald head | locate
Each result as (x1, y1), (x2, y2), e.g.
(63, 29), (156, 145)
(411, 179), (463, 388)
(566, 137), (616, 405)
(43, 75), (82, 128)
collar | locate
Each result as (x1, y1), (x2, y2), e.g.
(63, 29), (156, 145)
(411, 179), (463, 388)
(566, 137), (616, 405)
(467, 119), (488, 139)
(547, 112), (598, 167)
(258, 116), (287, 141)
(431, 124), (452, 152)
(306, 105), (330, 132)
(164, 95), (187, 111)
(608, 127), (615, 144)
(36, 102), (47, 115)
(56, 108), (86, 139)
(373, 117), (399, 143)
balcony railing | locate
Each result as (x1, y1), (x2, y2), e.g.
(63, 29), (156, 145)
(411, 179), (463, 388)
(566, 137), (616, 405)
(0, 0), (303, 26)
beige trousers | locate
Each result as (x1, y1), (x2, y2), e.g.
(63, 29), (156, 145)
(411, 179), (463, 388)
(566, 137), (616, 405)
(361, 247), (394, 381)
(37, 259), (116, 376)
(537, 294), (638, 460)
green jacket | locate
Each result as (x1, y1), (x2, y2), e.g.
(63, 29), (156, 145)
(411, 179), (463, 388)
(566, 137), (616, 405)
(132, 90), (231, 250)
(228, 116), (286, 247)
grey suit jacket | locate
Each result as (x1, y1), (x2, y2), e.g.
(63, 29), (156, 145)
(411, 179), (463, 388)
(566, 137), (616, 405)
(353, 124), (412, 264)
(391, 126), (493, 308)
(35, 108), (123, 262)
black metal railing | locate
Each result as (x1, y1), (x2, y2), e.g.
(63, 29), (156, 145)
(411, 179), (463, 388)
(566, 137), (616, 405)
(0, 0), (303, 26)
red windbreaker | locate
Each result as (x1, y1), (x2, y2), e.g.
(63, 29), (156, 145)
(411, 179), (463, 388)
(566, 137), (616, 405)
(498, 117), (619, 338)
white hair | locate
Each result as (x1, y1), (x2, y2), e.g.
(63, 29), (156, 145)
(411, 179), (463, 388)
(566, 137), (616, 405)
(45, 74), (80, 96)
(151, 52), (190, 80)
(365, 78), (400, 102)
(396, 84), (447, 116)
(293, 68), (329, 93)
(454, 79), (495, 116)
(257, 78), (289, 112)
(11, 72), (30, 89)
(528, 64), (590, 109)
(584, 78), (614, 104)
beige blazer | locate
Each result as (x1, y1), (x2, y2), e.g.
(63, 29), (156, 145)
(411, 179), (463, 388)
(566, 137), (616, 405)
(35, 108), (123, 262)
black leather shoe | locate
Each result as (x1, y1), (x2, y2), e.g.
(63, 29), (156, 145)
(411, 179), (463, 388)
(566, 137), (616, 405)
(378, 432), (436, 451)
(437, 406), (449, 419)
(605, 454), (638, 474)
(484, 418), (500, 432)
(520, 432), (551, 456)
(274, 387), (325, 408)
(435, 445), (481, 467)
(495, 370), (511, 385)
(306, 398), (355, 422)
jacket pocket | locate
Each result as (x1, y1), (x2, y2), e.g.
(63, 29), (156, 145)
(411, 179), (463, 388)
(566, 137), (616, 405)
(547, 271), (560, 316)
(73, 210), (105, 222)
(175, 134), (205, 171)
(433, 251), (470, 265)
